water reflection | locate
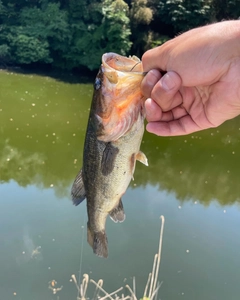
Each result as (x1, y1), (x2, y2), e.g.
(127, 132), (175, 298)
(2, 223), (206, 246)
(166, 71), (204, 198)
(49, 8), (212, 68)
(1, 70), (240, 300)
(138, 123), (240, 205)
(16, 227), (42, 265)
(1, 70), (240, 206)
(0, 70), (91, 198)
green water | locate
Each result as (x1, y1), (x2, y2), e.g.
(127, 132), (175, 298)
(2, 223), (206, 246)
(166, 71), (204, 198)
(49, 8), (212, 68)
(1, 70), (240, 300)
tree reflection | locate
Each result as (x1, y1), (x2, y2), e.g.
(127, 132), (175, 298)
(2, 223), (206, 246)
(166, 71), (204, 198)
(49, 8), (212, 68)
(1, 71), (240, 206)
(136, 119), (240, 206)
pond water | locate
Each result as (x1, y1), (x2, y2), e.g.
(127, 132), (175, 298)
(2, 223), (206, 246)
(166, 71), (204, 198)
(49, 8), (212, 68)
(1, 69), (240, 300)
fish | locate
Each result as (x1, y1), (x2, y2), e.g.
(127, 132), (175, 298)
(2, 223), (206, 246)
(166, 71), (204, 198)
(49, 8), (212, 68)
(71, 52), (148, 258)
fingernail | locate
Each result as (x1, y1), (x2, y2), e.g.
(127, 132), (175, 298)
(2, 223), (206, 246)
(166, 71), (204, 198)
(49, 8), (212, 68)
(145, 98), (153, 117)
(146, 69), (160, 86)
(161, 73), (176, 91)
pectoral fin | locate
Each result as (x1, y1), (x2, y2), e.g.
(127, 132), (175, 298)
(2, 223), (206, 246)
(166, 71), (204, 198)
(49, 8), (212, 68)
(71, 169), (86, 206)
(101, 143), (119, 176)
(130, 151), (148, 180)
(136, 151), (148, 166)
(109, 199), (125, 223)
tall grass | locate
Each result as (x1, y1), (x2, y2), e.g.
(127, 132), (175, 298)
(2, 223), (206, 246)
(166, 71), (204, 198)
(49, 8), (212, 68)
(71, 215), (165, 300)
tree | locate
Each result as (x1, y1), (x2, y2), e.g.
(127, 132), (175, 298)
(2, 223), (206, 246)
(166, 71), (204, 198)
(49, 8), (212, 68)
(157, 0), (212, 34)
(129, 0), (153, 55)
(18, 3), (70, 67)
(2, 0), (239, 72)
(9, 33), (51, 64)
(64, 0), (132, 71)
(212, 0), (240, 20)
(101, 0), (132, 55)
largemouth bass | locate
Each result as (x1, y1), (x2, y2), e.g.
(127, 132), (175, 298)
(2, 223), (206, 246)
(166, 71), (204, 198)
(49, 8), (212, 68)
(71, 52), (148, 258)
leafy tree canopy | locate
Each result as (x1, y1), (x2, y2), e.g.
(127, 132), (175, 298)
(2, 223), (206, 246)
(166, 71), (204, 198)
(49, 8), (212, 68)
(0, 0), (238, 71)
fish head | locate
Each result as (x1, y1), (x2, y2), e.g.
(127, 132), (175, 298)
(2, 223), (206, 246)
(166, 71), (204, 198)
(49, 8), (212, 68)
(93, 52), (146, 142)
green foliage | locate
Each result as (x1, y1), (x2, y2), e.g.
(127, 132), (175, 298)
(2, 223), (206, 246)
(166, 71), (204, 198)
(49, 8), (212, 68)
(158, 0), (212, 34)
(0, 0), (6, 22)
(0, 44), (11, 64)
(212, 0), (240, 20)
(149, 34), (170, 48)
(64, 0), (132, 70)
(129, 0), (153, 56)
(9, 32), (52, 64)
(130, 0), (153, 26)
(102, 0), (132, 54)
(0, 0), (239, 71)
(19, 3), (70, 66)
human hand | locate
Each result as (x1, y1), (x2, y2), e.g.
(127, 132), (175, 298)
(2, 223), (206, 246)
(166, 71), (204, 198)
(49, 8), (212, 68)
(141, 20), (240, 136)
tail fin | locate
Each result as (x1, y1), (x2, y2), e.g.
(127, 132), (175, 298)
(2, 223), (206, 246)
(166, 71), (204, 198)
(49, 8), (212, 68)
(87, 223), (108, 258)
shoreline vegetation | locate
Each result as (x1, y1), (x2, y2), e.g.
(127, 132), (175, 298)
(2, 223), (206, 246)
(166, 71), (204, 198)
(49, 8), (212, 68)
(0, 0), (239, 74)
(0, 66), (97, 84)
(69, 216), (165, 300)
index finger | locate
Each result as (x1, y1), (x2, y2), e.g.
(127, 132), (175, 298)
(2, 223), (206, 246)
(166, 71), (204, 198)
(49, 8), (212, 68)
(142, 44), (170, 72)
(141, 69), (162, 98)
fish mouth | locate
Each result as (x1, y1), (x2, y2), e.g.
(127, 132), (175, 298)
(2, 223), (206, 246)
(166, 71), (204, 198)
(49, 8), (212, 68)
(102, 52), (145, 74)
(95, 53), (146, 142)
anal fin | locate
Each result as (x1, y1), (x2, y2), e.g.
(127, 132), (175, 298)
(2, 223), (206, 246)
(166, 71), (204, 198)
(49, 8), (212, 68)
(71, 169), (86, 206)
(109, 199), (125, 223)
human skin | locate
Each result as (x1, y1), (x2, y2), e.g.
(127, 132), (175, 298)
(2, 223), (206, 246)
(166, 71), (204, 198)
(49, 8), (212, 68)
(141, 20), (240, 136)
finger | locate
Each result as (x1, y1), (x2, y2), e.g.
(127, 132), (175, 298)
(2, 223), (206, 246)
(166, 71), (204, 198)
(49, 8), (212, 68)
(151, 71), (182, 112)
(145, 98), (174, 122)
(145, 98), (188, 123)
(171, 106), (188, 120)
(141, 69), (162, 98)
(160, 106), (187, 122)
(142, 46), (169, 72)
(145, 98), (162, 122)
(146, 115), (203, 136)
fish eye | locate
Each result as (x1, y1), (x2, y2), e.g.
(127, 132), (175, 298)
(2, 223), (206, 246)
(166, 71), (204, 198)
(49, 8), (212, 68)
(94, 78), (101, 90)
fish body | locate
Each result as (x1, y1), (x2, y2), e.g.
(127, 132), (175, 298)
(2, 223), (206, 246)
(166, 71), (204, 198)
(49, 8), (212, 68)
(71, 53), (148, 258)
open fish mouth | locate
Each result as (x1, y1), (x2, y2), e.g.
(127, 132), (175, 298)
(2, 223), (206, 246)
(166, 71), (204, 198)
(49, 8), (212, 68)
(95, 53), (146, 142)
(102, 52), (145, 73)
